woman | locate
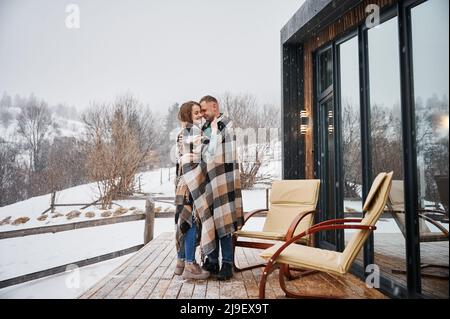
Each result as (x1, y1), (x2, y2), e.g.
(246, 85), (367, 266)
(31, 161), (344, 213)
(174, 101), (217, 280)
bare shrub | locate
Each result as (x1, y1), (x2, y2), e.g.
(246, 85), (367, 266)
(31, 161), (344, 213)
(0, 216), (12, 226)
(85, 211), (96, 218)
(100, 211), (112, 218)
(12, 216), (30, 225)
(113, 207), (128, 216)
(66, 210), (81, 220)
(37, 215), (48, 221)
(220, 92), (280, 189)
(83, 95), (158, 209)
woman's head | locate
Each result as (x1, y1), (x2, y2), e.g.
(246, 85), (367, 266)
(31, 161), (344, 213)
(178, 101), (202, 126)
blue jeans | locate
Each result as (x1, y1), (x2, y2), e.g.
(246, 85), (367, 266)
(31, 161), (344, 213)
(207, 234), (233, 265)
(177, 215), (197, 263)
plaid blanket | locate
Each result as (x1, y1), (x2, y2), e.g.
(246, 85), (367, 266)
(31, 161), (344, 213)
(174, 127), (201, 252)
(178, 116), (244, 256)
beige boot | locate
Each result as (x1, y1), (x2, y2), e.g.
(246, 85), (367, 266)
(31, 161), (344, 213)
(182, 262), (210, 280)
(174, 259), (185, 276)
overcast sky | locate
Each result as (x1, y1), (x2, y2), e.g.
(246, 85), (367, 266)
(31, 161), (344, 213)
(0, 0), (305, 112)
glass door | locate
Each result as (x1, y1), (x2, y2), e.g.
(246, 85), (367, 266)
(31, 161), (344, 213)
(316, 46), (339, 250)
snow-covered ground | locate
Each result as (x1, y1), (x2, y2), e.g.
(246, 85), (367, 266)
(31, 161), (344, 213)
(0, 216), (265, 299)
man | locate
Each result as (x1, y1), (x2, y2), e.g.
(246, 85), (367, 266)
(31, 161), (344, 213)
(199, 95), (244, 281)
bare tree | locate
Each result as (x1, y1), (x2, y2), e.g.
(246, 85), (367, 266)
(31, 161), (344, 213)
(0, 139), (27, 206)
(43, 137), (88, 194)
(83, 95), (158, 208)
(370, 103), (404, 181)
(0, 109), (13, 128)
(341, 100), (362, 199)
(220, 92), (280, 189)
(16, 95), (52, 173)
(0, 92), (12, 108)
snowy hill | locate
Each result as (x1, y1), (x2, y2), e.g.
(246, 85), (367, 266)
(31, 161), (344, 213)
(0, 106), (85, 143)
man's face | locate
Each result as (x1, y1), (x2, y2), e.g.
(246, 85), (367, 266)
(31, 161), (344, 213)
(200, 101), (217, 122)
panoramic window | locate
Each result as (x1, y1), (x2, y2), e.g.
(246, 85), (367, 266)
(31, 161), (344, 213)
(367, 16), (405, 292)
(411, 0), (449, 297)
(338, 36), (363, 248)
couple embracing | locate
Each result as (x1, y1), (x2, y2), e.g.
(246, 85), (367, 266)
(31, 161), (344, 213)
(174, 95), (244, 281)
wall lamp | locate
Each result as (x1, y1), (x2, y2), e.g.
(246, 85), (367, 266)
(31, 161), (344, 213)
(300, 110), (309, 135)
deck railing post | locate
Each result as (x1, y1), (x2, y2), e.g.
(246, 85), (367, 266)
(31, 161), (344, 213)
(50, 191), (56, 214)
(144, 197), (155, 245)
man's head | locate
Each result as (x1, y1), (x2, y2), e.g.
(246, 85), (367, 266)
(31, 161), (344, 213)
(199, 95), (220, 122)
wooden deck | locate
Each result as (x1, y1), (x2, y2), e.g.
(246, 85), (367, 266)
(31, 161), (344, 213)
(80, 232), (386, 299)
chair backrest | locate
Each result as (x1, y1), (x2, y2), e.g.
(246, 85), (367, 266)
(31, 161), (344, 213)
(388, 180), (430, 235)
(262, 180), (320, 236)
(341, 172), (393, 272)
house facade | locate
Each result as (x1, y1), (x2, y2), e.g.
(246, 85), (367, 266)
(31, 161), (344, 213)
(281, 0), (449, 298)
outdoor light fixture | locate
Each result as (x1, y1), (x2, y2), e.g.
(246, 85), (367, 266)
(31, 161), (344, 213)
(440, 115), (449, 130)
(328, 110), (334, 134)
(300, 110), (309, 135)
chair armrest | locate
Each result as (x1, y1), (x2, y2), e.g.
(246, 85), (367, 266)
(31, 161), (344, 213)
(418, 213), (449, 237)
(419, 209), (447, 216)
(243, 209), (269, 225)
(263, 224), (377, 265)
(285, 210), (315, 241)
(310, 218), (363, 229)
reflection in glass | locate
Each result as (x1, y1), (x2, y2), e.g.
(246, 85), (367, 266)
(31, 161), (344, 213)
(339, 36), (363, 254)
(339, 36), (363, 215)
(411, 0), (449, 297)
(368, 17), (403, 181)
(368, 16), (405, 296)
(319, 49), (333, 93)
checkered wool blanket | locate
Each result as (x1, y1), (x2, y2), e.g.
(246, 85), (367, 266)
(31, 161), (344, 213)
(176, 116), (244, 256)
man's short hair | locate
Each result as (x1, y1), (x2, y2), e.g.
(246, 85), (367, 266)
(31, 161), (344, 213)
(199, 95), (218, 104)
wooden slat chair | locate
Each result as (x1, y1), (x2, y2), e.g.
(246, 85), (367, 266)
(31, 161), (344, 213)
(387, 180), (449, 279)
(258, 172), (393, 299)
(233, 179), (320, 278)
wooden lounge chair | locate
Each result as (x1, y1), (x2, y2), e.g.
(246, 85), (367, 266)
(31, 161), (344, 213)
(387, 180), (449, 279)
(258, 172), (393, 299)
(233, 179), (320, 278)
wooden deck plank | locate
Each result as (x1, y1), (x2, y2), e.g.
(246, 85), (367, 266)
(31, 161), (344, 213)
(81, 232), (397, 299)
(205, 279), (220, 299)
(119, 238), (174, 298)
(191, 280), (207, 299)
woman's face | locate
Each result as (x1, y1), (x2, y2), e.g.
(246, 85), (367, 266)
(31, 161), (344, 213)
(191, 104), (203, 125)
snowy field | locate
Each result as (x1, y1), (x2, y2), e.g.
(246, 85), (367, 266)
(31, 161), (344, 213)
(0, 217), (265, 299)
